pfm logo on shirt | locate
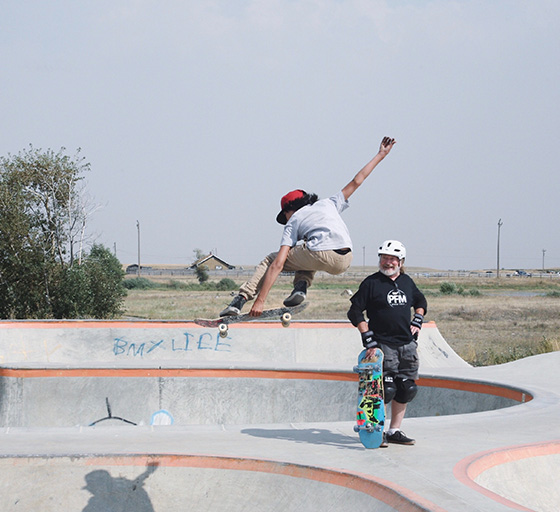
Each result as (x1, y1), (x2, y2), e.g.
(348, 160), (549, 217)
(387, 289), (408, 307)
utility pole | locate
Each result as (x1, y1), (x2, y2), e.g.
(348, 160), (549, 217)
(136, 220), (141, 277)
(542, 249), (546, 271)
(496, 219), (503, 278)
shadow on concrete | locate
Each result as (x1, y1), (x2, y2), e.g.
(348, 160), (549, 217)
(82, 463), (158, 512)
(241, 427), (363, 450)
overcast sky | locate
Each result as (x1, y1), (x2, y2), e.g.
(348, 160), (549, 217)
(2, 1), (559, 271)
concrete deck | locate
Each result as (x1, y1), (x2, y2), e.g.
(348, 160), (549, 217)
(0, 320), (558, 511)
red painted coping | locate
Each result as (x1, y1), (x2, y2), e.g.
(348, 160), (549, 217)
(417, 376), (532, 403)
(0, 320), (530, 403)
(7, 454), (448, 512)
(0, 367), (532, 404)
(0, 320), (356, 329)
(0, 321), (454, 332)
(453, 440), (560, 511)
(0, 368), (355, 380)
(0, 320), (442, 330)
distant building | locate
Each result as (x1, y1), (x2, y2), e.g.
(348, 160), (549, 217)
(124, 254), (236, 275)
(125, 264), (153, 274)
(190, 253), (235, 271)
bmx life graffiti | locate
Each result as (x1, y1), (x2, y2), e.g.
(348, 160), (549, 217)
(113, 331), (232, 359)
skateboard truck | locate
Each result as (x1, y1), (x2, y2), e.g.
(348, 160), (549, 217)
(353, 423), (382, 433)
(217, 311), (293, 338)
(197, 304), (308, 338)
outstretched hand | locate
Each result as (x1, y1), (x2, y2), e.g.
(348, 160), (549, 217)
(378, 136), (396, 157)
(341, 135), (397, 201)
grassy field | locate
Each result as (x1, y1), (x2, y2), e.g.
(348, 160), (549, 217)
(122, 270), (560, 366)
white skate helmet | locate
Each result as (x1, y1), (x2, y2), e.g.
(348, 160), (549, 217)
(378, 240), (406, 260)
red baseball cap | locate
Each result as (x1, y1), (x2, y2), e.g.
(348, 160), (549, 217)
(276, 189), (306, 225)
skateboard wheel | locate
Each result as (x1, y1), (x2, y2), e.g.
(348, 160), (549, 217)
(281, 312), (292, 327)
(353, 425), (360, 433)
(218, 323), (228, 338)
(352, 365), (360, 373)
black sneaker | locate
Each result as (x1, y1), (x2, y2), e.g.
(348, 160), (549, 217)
(380, 432), (388, 448)
(283, 281), (307, 307)
(386, 430), (415, 445)
(220, 295), (247, 317)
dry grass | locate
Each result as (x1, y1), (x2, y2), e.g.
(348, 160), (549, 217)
(123, 273), (560, 366)
(426, 294), (560, 365)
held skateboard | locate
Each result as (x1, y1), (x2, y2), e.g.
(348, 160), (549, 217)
(194, 302), (308, 337)
(353, 348), (385, 449)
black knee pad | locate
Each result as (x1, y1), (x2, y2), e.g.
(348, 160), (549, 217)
(383, 374), (397, 403)
(394, 378), (418, 403)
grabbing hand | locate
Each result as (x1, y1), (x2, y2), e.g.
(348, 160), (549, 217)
(250, 298), (265, 317)
(365, 346), (379, 360)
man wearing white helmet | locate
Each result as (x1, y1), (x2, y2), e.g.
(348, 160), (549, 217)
(347, 240), (427, 446)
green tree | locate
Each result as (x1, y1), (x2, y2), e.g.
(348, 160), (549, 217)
(192, 248), (209, 283)
(0, 147), (124, 318)
(195, 264), (209, 284)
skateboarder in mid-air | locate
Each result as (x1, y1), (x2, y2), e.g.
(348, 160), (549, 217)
(220, 136), (396, 318)
(348, 240), (427, 446)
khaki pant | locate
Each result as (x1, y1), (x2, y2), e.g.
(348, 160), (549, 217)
(239, 244), (353, 300)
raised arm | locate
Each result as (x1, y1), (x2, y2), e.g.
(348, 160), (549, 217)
(341, 136), (396, 200)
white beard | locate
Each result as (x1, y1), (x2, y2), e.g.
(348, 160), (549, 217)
(379, 264), (400, 278)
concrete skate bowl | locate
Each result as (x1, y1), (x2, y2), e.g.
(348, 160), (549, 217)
(0, 321), (540, 512)
(0, 367), (532, 428)
(0, 454), (447, 512)
(454, 440), (560, 512)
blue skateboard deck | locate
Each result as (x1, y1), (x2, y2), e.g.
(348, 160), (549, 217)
(353, 348), (385, 449)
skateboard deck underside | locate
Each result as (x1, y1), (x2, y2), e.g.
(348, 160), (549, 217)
(194, 302), (308, 328)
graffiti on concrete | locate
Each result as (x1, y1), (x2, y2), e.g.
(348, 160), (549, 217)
(89, 397), (137, 426)
(113, 331), (232, 358)
(88, 399), (175, 428)
(151, 410), (174, 426)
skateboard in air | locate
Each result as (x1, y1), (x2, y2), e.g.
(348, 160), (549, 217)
(194, 302), (308, 337)
(353, 348), (385, 449)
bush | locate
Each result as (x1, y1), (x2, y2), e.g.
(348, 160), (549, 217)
(123, 277), (155, 290)
(81, 244), (126, 318)
(166, 280), (188, 290)
(52, 265), (90, 318)
(51, 244), (126, 318)
(440, 282), (457, 294)
(216, 278), (238, 291)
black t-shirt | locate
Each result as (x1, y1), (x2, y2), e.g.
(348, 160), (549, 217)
(347, 272), (428, 345)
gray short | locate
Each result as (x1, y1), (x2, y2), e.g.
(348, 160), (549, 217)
(377, 341), (419, 380)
